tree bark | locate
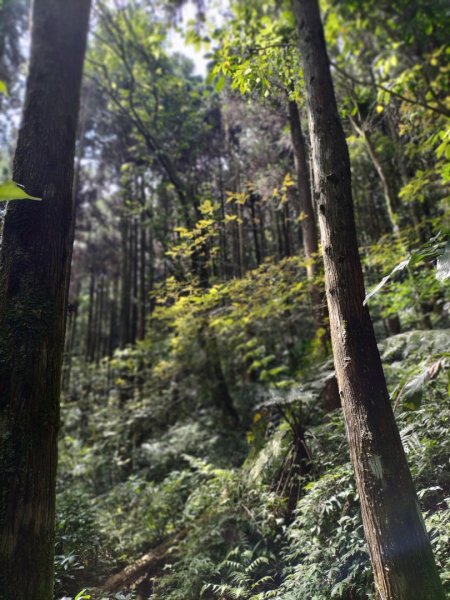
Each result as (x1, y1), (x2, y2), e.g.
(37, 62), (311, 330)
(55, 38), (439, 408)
(289, 99), (328, 340)
(0, 1), (91, 598)
(288, 99), (319, 277)
(292, 1), (445, 599)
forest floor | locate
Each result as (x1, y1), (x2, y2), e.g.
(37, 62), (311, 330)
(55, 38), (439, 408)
(57, 328), (450, 600)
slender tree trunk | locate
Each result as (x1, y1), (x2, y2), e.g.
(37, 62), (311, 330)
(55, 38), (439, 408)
(0, 1), (91, 598)
(275, 208), (284, 258)
(249, 192), (262, 266)
(109, 278), (120, 356)
(99, 281), (110, 359)
(293, 2), (444, 599)
(288, 99), (319, 277)
(237, 201), (245, 275)
(289, 99), (328, 340)
(85, 271), (95, 361)
(147, 210), (155, 316)
(120, 215), (131, 347)
(232, 202), (241, 278)
(91, 277), (100, 363)
(63, 287), (80, 390)
(349, 116), (399, 234)
(131, 216), (139, 343)
(95, 275), (106, 364)
(218, 157), (230, 277)
(138, 212), (147, 341)
(282, 202), (292, 257)
(258, 201), (267, 260)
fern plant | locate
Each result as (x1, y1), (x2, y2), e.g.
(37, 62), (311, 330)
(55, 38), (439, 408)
(201, 542), (278, 600)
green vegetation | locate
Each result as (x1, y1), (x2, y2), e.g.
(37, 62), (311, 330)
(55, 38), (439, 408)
(57, 311), (450, 599)
(0, 0), (448, 598)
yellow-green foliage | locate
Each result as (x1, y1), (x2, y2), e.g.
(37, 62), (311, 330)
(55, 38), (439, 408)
(150, 257), (318, 388)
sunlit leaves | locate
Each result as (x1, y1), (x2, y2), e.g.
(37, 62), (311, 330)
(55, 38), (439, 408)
(209, 2), (300, 100)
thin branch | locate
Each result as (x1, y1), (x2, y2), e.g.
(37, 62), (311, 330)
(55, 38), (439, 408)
(330, 60), (450, 118)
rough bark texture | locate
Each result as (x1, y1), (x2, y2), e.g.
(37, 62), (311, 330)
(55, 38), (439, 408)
(0, 1), (91, 598)
(292, 1), (445, 599)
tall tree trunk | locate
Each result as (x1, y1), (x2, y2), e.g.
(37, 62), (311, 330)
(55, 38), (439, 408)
(120, 215), (131, 347)
(289, 99), (328, 339)
(0, 1), (91, 598)
(85, 270), (95, 361)
(131, 216), (139, 343)
(349, 116), (399, 234)
(292, 2), (444, 599)
(237, 201), (245, 275)
(258, 201), (267, 261)
(138, 212), (147, 341)
(63, 285), (80, 390)
(95, 275), (106, 364)
(288, 99), (319, 277)
(249, 192), (262, 266)
(282, 202), (292, 257)
(109, 278), (120, 356)
(218, 156), (230, 277)
(232, 202), (241, 278)
(275, 207), (284, 259)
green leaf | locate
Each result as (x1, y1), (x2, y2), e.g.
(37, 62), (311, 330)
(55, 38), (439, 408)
(215, 75), (226, 93)
(0, 181), (41, 202)
(0, 80), (8, 96)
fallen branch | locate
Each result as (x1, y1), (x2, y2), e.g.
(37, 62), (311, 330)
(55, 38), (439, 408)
(102, 529), (187, 593)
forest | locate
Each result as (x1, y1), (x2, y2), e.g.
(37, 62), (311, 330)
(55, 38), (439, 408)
(0, 0), (449, 599)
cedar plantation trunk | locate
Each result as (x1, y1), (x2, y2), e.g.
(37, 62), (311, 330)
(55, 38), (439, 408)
(0, 1), (91, 598)
(292, 1), (445, 599)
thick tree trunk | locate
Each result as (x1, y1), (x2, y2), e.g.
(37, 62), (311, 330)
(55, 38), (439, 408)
(292, 2), (445, 599)
(0, 1), (91, 599)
